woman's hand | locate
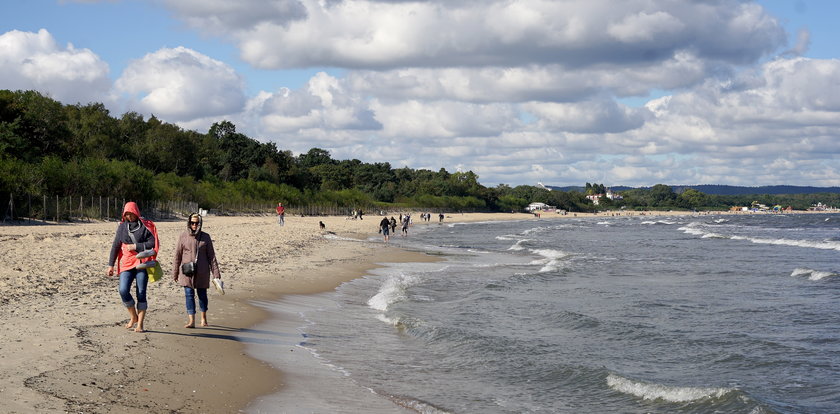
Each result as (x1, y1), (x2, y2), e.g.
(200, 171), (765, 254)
(107, 266), (114, 277)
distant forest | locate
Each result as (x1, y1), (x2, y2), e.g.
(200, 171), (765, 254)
(2, 89), (839, 213)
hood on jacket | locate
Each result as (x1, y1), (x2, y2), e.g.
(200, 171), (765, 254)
(188, 212), (203, 236)
(121, 201), (141, 222)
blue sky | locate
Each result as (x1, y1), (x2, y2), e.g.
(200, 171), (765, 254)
(2, 0), (839, 188)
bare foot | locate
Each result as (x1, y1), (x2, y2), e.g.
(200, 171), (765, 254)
(184, 323), (195, 328)
(134, 327), (146, 333)
(200, 319), (208, 327)
(125, 320), (137, 329)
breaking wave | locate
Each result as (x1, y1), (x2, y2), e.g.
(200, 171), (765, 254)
(607, 373), (734, 403)
(529, 248), (569, 273)
(791, 267), (837, 281)
(679, 222), (840, 250)
(367, 273), (422, 312)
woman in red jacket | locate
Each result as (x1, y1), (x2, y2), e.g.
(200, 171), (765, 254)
(172, 213), (222, 328)
(106, 202), (159, 333)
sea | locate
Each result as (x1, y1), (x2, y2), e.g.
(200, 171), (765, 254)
(245, 213), (840, 414)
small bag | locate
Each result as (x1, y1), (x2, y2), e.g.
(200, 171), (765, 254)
(147, 261), (163, 283)
(181, 261), (196, 276)
(181, 233), (201, 276)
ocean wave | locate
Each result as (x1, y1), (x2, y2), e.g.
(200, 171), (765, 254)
(529, 248), (569, 273)
(641, 220), (677, 225)
(466, 248), (492, 254)
(679, 223), (840, 251)
(495, 234), (520, 241)
(323, 233), (365, 242)
(389, 395), (453, 414)
(733, 235), (840, 251)
(508, 239), (530, 251)
(791, 267), (837, 281)
(606, 373), (734, 403)
(367, 273), (422, 312)
(375, 313), (403, 326)
(522, 226), (551, 235)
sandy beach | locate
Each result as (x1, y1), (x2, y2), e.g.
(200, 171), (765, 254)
(0, 208), (787, 413)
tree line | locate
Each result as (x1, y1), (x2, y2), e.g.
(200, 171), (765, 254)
(2, 89), (836, 214)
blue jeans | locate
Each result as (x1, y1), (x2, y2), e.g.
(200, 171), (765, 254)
(184, 287), (208, 315)
(119, 268), (148, 310)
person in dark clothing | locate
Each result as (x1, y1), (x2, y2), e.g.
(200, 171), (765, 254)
(107, 201), (159, 333)
(379, 217), (391, 242)
(401, 214), (410, 236)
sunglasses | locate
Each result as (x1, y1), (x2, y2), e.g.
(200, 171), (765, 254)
(190, 221), (200, 225)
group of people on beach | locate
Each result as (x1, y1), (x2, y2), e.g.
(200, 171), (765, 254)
(378, 212), (447, 241)
(106, 202), (222, 332)
(378, 214), (410, 241)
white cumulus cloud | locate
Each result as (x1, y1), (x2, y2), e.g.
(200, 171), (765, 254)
(0, 29), (110, 104)
(114, 46), (246, 122)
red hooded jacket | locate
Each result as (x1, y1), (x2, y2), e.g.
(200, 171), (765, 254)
(109, 202), (159, 272)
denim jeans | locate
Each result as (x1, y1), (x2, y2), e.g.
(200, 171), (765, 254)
(119, 268), (148, 310)
(184, 287), (208, 315)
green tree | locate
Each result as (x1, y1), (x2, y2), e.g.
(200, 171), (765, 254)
(64, 102), (120, 159)
(298, 148), (335, 169)
(677, 188), (707, 209)
(497, 194), (528, 212)
(649, 184), (677, 207)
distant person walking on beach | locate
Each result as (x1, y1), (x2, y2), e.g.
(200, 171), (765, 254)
(439, 213), (444, 222)
(401, 214), (410, 236)
(379, 217), (391, 242)
(390, 216), (397, 233)
(172, 213), (222, 328)
(107, 201), (159, 333)
(276, 202), (285, 226)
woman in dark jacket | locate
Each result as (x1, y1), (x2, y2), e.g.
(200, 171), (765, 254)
(172, 213), (222, 328)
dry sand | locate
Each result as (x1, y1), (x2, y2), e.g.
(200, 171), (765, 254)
(0, 208), (769, 413)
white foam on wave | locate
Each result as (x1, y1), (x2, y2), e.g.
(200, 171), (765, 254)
(642, 220), (677, 225)
(734, 235), (840, 251)
(323, 233), (365, 242)
(791, 267), (837, 281)
(606, 373), (733, 403)
(495, 234), (519, 241)
(367, 273), (421, 312)
(508, 239), (530, 251)
(678, 222), (706, 236)
(679, 223), (840, 251)
(466, 248), (492, 254)
(529, 248), (568, 272)
(375, 313), (402, 326)
(521, 226), (550, 235)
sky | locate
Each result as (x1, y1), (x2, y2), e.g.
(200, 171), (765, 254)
(1, 0), (839, 188)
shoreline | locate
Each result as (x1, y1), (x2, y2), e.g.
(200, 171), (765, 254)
(0, 209), (833, 412)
